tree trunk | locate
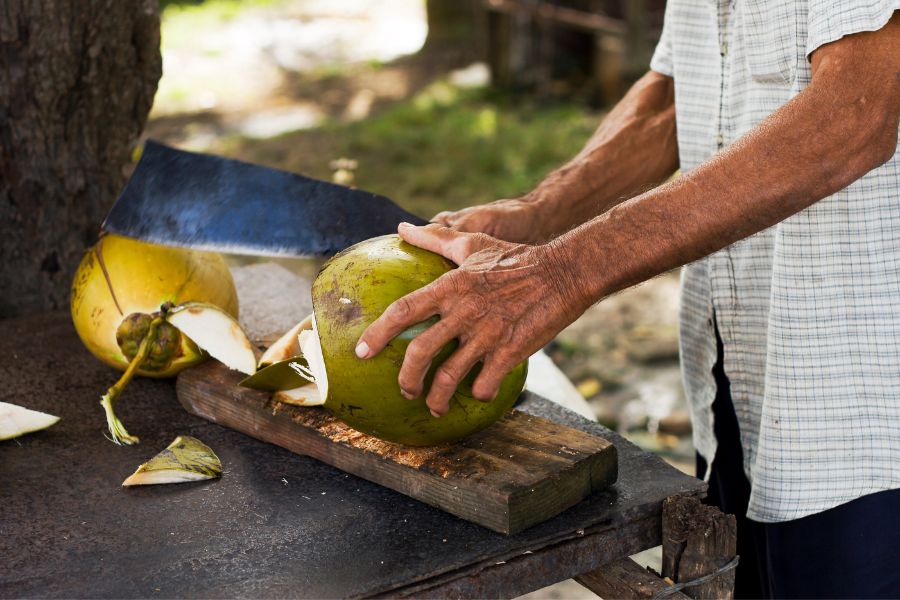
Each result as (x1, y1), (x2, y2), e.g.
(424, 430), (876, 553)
(424, 0), (487, 59)
(0, 0), (161, 318)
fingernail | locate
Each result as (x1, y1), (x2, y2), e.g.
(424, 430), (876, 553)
(355, 341), (370, 359)
(430, 409), (441, 418)
(398, 222), (411, 229)
(400, 389), (415, 400)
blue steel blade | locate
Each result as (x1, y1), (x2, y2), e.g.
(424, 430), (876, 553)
(102, 140), (429, 257)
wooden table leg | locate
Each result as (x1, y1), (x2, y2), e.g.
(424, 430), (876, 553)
(661, 495), (737, 599)
(576, 494), (737, 599)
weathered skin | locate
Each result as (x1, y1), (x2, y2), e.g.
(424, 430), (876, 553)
(360, 16), (900, 417)
(312, 235), (527, 446)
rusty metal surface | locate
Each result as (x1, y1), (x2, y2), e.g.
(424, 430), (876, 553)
(0, 312), (704, 599)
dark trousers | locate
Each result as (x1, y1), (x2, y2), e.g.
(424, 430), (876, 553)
(697, 322), (900, 599)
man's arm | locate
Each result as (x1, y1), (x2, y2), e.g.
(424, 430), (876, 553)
(433, 71), (679, 243)
(553, 13), (900, 301)
(357, 14), (900, 417)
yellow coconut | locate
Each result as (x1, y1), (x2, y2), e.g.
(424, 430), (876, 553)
(71, 234), (239, 377)
(70, 234), (252, 445)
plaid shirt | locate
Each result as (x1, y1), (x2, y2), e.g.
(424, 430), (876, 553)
(651, 0), (900, 522)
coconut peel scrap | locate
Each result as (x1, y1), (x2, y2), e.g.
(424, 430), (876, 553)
(0, 402), (59, 441)
(257, 313), (313, 367)
(298, 318), (329, 399)
(167, 303), (257, 375)
(122, 435), (222, 486)
(274, 383), (324, 407)
(248, 312), (328, 407)
(240, 355), (320, 395)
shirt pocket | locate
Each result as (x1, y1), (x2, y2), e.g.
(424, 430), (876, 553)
(741, 0), (800, 85)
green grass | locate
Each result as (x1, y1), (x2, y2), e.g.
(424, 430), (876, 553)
(226, 84), (602, 219)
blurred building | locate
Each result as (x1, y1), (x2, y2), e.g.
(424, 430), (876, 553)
(482, 0), (666, 103)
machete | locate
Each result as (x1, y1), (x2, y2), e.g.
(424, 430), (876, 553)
(102, 140), (429, 257)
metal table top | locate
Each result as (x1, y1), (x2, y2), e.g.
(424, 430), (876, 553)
(0, 312), (703, 598)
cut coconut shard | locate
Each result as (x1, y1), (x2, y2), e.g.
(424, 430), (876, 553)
(122, 435), (222, 486)
(258, 313), (313, 367)
(248, 312), (326, 406)
(299, 314), (328, 400)
(0, 402), (59, 441)
(274, 383), (324, 407)
(167, 302), (257, 375)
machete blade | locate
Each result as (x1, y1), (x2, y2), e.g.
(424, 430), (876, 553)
(102, 140), (428, 257)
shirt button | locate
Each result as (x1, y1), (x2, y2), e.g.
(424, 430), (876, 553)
(720, 42), (728, 57)
(716, 133), (724, 147)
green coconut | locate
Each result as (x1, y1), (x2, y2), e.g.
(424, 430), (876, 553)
(307, 234), (527, 446)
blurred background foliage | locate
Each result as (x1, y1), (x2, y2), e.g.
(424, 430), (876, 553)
(223, 86), (599, 219)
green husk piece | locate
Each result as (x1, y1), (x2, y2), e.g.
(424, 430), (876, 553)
(0, 402), (60, 441)
(122, 435), (221, 486)
(239, 356), (315, 392)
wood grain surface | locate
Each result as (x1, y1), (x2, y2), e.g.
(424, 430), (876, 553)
(177, 361), (617, 534)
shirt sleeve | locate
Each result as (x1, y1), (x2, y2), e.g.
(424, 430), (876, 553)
(806, 0), (899, 58)
(649, 3), (675, 77)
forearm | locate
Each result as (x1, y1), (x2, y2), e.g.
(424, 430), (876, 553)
(527, 70), (679, 240)
(552, 53), (899, 308)
(359, 14), (900, 412)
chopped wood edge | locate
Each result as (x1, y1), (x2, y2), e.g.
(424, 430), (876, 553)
(176, 361), (617, 534)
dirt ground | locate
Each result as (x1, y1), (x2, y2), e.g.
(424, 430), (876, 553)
(149, 2), (696, 596)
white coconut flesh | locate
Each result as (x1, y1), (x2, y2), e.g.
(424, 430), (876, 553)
(274, 383), (324, 407)
(122, 435), (222, 486)
(0, 402), (60, 441)
(258, 313), (314, 367)
(123, 469), (211, 486)
(254, 312), (327, 406)
(167, 303), (257, 375)
(298, 314), (329, 400)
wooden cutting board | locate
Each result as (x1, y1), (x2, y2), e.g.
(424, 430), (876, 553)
(176, 361), (617, 535)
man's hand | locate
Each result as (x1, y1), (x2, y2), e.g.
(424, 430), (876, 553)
(355, 222), (588, 418)
(432, 198), (548, 244)
(433, 70), (678, 245)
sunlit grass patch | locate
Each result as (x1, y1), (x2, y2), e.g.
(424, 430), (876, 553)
(339, 89), (600, 217)
(312, 86), (599, 217)
(224, 85), (601, 218)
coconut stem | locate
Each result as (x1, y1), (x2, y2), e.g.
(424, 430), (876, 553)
(100, 315), (164, 445)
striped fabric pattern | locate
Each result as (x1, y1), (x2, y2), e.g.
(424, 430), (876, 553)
(650, 0), (900, 522)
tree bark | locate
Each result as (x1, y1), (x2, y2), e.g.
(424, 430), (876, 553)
(424, 0), (487, 58)
(0, 0), (161, 318)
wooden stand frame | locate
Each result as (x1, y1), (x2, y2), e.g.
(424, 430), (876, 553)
(483, 0), (660, 103)
(576, 495), (737, 599)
